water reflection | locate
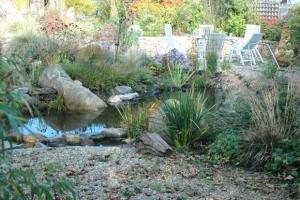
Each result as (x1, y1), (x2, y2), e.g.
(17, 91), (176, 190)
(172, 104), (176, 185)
(19, 110), (107, 138)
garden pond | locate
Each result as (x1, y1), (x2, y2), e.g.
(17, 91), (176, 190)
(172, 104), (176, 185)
(18, 89), (216, 140)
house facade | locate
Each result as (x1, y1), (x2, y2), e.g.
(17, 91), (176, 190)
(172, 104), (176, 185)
(254, 0), (300, 23)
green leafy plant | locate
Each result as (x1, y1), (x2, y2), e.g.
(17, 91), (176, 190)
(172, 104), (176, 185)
(266, 139), (300, 179)
(118, 105), (149, 141)
(208, 129), (242, 165)
(262, 62), (278, 79)
(161, 91), (217, 150)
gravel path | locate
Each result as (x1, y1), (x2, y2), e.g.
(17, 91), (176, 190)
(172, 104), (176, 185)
(11, 146), (293, 200)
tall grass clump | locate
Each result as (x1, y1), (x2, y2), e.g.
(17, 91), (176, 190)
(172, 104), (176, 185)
(161, 91), (217, 150)
(206, 52), (218, 75)
(5, 33), (76, 65)
(118, 105), (149, 141)
(242, 85), (300, 168)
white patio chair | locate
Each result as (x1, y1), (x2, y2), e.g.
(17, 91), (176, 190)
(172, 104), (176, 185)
(199, 25), (214, 39)
(196, 33), (226, 71)
(229, 33), (264, 66)
(164, 24), (175, 51)
(244, 24), (264, 63)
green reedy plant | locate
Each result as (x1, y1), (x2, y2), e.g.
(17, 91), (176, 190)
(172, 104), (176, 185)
(66, 49), (154, 92)
(48, 96), (66, 113)
(161, 91), (217, 150)
(118, 105), (149, 141)
(191, 73), (209, 91)
(205, 52), (218, 75)
(166, 63), (194, 89)
(242, 85), (300, 168)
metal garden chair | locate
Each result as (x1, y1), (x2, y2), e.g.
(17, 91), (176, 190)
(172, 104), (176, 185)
(229, 33), (264, 66)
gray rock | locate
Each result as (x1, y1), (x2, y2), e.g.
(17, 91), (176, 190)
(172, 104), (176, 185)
(148, 99), (179, 132)
(39, 65), (107, 111)
(114, 85), (133, 95)
(44, 137), (66, 147)
(102, 128), (127, 138)
(35, 142), (48, 148)
(90, 133), (106, 141)
(64, 134), (81, 145)
(107, 93), (139, 106)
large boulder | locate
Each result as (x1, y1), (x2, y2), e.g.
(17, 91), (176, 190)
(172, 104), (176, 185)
(39, 65), (107, 111)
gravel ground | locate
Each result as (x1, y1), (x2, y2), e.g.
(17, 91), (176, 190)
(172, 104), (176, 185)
(10, 146), (295, 200)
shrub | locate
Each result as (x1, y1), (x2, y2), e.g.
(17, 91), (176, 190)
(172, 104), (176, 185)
(261, 22), (282, 42)
(118, 105), (149, 141)
(5, 33), (76, 65)
(206, 52), (218, 75)
(174, 0), (204, 33)
(208, 129), (242, 164)
(287, 6), (300, 57)
(161, 91), (217, 150)
(148, 61), (166, 76)
(65, 0), (96, 15)
(138, 14), (163, 36)
(262, 62), (278, 79)
(223, 13), (246, 37)
(241, 85), (300, 168)
(5, 33), (58, 64)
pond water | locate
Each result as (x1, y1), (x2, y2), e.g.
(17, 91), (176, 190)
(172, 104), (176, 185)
(19, 89), (216, 138)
